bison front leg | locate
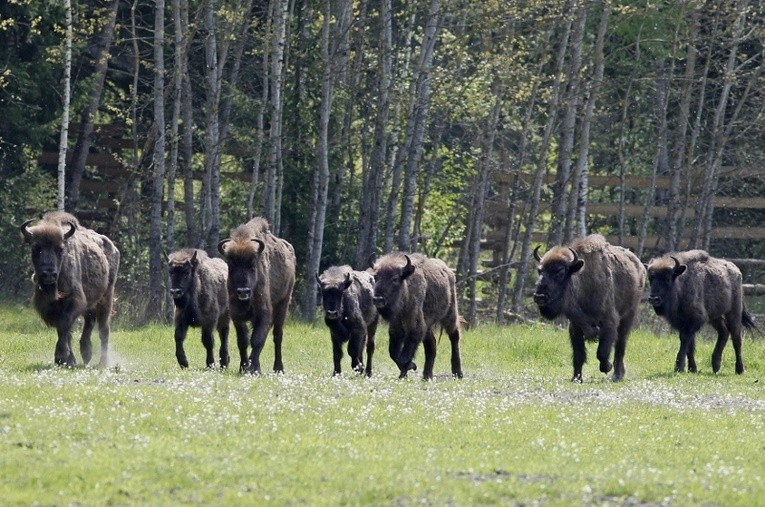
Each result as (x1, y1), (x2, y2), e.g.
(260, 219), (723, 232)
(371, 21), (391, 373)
(330, 330), (344, 376)
(233, 320), (250, 373)
(201, 326), (216, 368)
(676, 327), (698, 373)
(596, 325), (615, 376)
(247, 315), (271, 375)
(174, 320), (190, 368)
(569, 323), (586, 383)
(365, 326), (376, 378)
(217, 317), (230, 369)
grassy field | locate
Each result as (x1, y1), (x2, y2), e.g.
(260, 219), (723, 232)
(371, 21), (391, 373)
(1, 302), (765, 506)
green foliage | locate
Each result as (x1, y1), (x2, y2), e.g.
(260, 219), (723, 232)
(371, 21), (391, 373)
(0, 160), (57, 299)
(2, 305), (765, 505)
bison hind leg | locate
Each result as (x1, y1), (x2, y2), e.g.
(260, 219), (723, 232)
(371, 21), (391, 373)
(80, 314), (96, 365)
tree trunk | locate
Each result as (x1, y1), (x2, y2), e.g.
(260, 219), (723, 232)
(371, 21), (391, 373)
(302, 0), (344, 320)
(511, 16), (572, 314)
(65, 0), (120, 212)
(549, 0), (585, 246)
(355, 0), (392, 267)
(57, 0), (72, 211)
(566, 0), (607, 242)
(148, 0), (167, 322)
(264, 0), (288, 232)
(397, 0), (441, 252)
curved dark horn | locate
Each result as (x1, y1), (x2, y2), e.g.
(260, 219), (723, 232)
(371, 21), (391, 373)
(63, 221), (76, 240)
(533, 245), (543, 262)
(367, 252), (377, 269)
(20, 219), (35, 241)
(343, 272), (352, 289)
(252, 238), (265, 254)
(671, 256), (681, 271)
(568, 248), (579, 264)
(404, 254), (412, 269)
(314, 272), (322, 286)
(218, 239), (231, 256)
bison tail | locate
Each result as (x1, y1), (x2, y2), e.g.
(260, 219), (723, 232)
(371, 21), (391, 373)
(742, 308), (763, 337)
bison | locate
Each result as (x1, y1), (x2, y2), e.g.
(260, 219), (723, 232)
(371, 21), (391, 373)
(315, 265), (379, 377)
(21, 211), (120, 367)
(168, 249), (230, 369)
(370, 252), (463, 380)
(532, 234), (645, 382)
(218, 217), (296, 374)
(646, 250), (757, 374)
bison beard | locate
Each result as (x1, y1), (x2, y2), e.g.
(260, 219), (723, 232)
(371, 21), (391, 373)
(533, 235), (645, 382)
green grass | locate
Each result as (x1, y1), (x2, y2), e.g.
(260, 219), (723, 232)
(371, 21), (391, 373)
(1, 303), (765, 506)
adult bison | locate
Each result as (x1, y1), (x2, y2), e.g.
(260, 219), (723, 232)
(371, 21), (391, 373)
(370, 252), (463, 380)
(168, 249), (230, 369)
(646, 250), (757, 374)
(316, 266), (378, 377)
(532, 234), (645, 382)
(20, 211), (120, 367)
(218, 217), (296, 374)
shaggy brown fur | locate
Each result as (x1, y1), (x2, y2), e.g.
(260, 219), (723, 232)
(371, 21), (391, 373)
(168, 249), (230, 369)
(218, 217), (296, 374)
(370, 252), (462, 380)
(21, 211), (120, 367)
(316, 265), (379, 377)
(646, 250), (757, 374)
(533, 234), (645, 382)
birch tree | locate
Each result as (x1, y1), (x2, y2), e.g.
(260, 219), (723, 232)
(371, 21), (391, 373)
(57, 0), (72, 211)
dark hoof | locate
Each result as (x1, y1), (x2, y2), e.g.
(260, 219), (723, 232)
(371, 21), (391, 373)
(600, 362), (613, 374)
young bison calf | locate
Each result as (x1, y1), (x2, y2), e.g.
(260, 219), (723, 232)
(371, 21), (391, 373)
(168, 249), (230, 368)
(646, 250), (758, 374)
(316, 266), (378, 377)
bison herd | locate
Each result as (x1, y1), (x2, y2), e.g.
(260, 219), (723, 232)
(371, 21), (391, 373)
(20, 212), (760, 382)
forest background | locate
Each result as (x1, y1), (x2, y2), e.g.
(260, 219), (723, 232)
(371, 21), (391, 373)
(1, 0), (764, 326)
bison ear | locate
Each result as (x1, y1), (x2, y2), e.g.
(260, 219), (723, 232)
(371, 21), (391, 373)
(401, 255), (415, 280)
(343, 272), (353, 290)
(569, 259), (584, 274)
(670, 256), (686, 279)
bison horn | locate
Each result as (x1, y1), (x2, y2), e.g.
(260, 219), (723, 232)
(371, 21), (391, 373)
(20, 219), (35, 242)
(367, 252), (377, 269)
(63, 221), (76, 240)
(252, 238), (265, 254)
(218, 239), (231, 256)
(401, 254), (415, 280)
(568, 248), (579, 264)
(533, 245), (543, 262)
(343, 272), (352, 290)
(314, 272), (322, 287)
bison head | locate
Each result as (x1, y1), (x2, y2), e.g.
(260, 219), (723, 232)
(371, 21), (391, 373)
(372, 254), (416, 320)
(218, 237), (265, 301)
(532, 245), (584, 320)
(646, 256), (686, 316)
(168, 250), (199, 304)
(316, 271), (353, 321)
(21, 219), (76, 293)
